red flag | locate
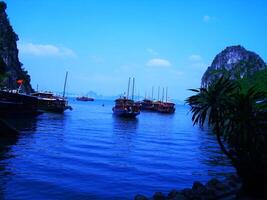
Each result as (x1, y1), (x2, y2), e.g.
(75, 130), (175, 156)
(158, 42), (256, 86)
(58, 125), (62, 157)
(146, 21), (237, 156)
(17, 79), (23, 84)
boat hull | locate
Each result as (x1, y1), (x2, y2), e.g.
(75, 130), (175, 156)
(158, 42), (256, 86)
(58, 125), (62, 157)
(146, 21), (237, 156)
(112, 109), (140, 118)
(37, 99), (70, 113)
(0, 91), (41, 117)
(157, 107), (175, 114)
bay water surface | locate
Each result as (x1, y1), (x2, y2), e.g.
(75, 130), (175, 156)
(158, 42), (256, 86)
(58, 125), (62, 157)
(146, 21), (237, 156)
(0, 99), (236, 199)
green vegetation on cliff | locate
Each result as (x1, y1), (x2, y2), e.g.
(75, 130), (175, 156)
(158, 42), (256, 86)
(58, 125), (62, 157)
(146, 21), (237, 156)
(0, 1), (33, 92)
(239, 68), (267, 92)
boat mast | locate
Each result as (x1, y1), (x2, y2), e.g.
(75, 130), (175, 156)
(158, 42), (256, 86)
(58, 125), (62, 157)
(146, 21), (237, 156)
(132, 77), (135, 100)
(162, 87), (165, 102)
(151, 86), (154, 100)
(158, 86), (160, 101)
(126, 77), (131, 99)
(63, 71), (68, 98)
(166, 87), (168, 102)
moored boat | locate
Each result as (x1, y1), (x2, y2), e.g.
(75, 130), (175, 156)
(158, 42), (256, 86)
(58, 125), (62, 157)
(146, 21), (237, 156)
(76, 96), (94, 101)
(112, 97), (140, 118)
(112, 77), (140, 118)
(157, 87), (175, 114)
(0, 90), (41, 116)
(140, 99), (154, 111)
(31, 72), (72, 113)
(157, 102), (175, 113)
(31, 91), (72, 113)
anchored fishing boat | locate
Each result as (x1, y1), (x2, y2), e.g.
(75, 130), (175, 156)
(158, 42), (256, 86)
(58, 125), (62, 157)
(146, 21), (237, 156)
(157, 102), (175, 113)
(76, 96), (94, 101)
(0, 89), (41, 116)
(31, 91), (71, 113)
(141, 99), (154, 111)
(140, 87), (158, 111)
(112, 77), (140, 118)
(31, 72), (72, 113)
(157, 87), (175, 114)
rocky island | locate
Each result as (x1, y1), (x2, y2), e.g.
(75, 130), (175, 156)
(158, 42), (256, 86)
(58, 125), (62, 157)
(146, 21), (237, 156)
(201, 45), (267, 88)
(0, 1), (32, 93)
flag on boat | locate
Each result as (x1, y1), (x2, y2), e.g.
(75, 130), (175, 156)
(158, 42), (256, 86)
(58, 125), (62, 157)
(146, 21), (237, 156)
(16, 79), (23, 84)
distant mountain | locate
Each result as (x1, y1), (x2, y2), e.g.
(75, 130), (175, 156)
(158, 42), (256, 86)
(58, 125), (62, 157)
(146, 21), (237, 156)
(201, 45), (267, 87)
(0, 1), (33, 93)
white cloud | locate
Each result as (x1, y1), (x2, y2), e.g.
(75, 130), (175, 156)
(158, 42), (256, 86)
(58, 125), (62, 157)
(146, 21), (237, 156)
(146, 58), (171, 67)
(146, 48), (159, 56)
(18, 43), (76, 57)
(203, 15), (216, 23)
(189, 54), (203, 62)
(203, 15), (211, 22)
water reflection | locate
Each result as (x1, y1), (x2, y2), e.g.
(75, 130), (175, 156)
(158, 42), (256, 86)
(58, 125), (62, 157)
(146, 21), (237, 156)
(3, 116), (39, 132)
(0, 119), (19, 199)
(112, 116), (139, 133)
(112, 117), (139, 164)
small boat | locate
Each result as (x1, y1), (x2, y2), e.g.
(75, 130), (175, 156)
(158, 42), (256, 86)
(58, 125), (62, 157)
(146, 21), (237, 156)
(0, 90), (41, 116)
(31, 91), (72, 113)
(76, 96), (94, 101)
(112, 77), (140, 118)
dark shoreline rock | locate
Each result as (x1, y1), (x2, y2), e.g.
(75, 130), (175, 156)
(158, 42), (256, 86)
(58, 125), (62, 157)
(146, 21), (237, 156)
(134, 175), (242, 200)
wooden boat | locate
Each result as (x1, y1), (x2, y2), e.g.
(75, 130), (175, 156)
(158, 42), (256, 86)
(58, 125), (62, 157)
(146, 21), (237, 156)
(141, 99), (154, 111)
(157, 102), (175, 113)
(112, 77), (140, 118)
(76, 96), (94, 101)
(156, 87), (176, 114)
(31, 91), (72, 113)
(152, 100), (161, 111)
(112, 97), (140, 118)
(0, 90), (41, 116)
(31, 72), (72, 113)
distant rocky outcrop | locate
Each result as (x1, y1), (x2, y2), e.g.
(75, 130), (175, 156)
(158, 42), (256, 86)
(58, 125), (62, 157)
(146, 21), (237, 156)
(201, 45), (267, 87)
(0, 1), (33, 93)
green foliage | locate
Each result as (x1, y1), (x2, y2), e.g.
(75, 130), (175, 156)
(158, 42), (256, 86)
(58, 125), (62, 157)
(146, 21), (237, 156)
(238, 68), (267, 93)
(186, 77), (267, 194)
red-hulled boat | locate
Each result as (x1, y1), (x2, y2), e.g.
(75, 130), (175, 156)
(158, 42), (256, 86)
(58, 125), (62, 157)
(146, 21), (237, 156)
(157, 102), (175, 113)
(156, 87), (176, 114)
(112, 97), (140, 118)
(140, 99), (154, 111)
(76, 96), (94, 101)
(112, 77), (140, 118)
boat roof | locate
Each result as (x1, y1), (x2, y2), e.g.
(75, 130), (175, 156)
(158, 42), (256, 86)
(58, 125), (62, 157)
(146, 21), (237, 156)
(31, 92), (54, 95)
(115, 98), (134, 103)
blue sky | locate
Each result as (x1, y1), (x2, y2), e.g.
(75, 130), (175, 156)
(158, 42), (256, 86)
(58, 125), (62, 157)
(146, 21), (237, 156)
(4, 0), (267, 100)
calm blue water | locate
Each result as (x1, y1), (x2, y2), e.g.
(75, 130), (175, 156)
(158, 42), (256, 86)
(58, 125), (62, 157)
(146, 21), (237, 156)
(0, 99), (235, 200)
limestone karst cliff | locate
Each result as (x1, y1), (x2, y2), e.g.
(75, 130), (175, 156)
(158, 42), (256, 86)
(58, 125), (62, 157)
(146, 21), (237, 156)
(201, 45), (267, 87)
(0, 1), (33, 93)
